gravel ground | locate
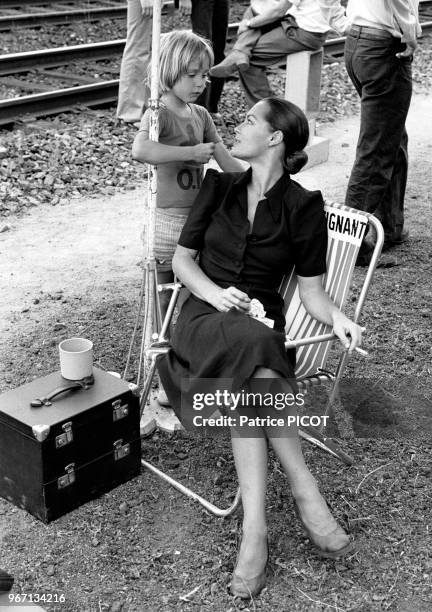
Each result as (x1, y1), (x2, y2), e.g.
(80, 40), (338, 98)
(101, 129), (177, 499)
(1, 24), (431, 219)
(0, 1), (250, 54)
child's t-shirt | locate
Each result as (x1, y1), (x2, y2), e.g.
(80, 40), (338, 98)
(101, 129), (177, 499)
(140, 104), (222, 211)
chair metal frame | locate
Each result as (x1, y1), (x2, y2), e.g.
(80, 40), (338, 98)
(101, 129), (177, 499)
(139, 202), (384, 516)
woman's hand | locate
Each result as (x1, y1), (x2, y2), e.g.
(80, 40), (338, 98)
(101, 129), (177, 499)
(210, 286), (251, 313)
(331, 311), (363, 353)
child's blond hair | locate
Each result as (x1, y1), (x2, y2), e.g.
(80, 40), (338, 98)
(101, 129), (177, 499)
(157, 30), (214, 94)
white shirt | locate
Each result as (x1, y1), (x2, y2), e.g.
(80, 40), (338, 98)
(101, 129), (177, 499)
(289, 0), (349, 35)
(346, 0), (421, 44)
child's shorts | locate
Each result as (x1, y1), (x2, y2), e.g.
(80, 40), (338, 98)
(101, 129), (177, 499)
(142, 208), (188, 273)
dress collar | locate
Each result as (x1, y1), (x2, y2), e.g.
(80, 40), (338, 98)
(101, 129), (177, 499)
(232, 168), (292, 222)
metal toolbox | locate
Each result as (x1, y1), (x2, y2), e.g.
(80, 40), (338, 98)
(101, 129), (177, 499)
(0, 368), (141, 523)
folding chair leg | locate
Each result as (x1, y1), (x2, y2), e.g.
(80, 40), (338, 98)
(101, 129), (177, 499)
(299, 426), (354, 466)
(142, 459), (241, 516)
(139, 350), (242, 516)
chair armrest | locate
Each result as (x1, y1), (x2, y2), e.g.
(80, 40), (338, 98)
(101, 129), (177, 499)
(157, 281), (183, 292)
(284, 332), (336, 350)
(285, 333), (368, 356)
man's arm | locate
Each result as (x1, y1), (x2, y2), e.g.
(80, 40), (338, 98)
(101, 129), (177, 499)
(393, 0), (421, 58)
(240, 0), (292, 32)
(140, 0), (153, 17)
(178, 0), (192, 16)
(318, 0), (350, 36)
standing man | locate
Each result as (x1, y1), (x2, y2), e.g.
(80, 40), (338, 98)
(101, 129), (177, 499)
(117, 0), (230, 125)
(116, 0), (153, 124)
(190, 0), (230, 122)
(344, 0), (421, 264)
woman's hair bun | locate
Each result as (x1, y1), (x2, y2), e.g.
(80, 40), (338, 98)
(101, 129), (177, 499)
(285, 150), (308, 174)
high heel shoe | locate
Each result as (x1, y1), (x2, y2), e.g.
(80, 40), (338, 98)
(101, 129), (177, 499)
(229, 537), (268, 599)
(230, 567), (267, 599)
(294, 502), (354, 559)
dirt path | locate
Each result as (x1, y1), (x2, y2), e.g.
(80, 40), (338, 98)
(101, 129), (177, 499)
(1, 190), (144, 337)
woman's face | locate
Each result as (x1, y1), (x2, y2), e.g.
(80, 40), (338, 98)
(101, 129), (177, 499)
(231, 101), (275, 160)
(171, 58), (210, 103)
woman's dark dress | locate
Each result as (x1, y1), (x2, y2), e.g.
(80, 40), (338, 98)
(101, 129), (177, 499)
(158, 168), (327, 425)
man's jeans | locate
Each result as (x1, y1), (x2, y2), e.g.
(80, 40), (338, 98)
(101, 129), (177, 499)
(116, 0), (152, 122)
(344, 30), (413, 243)
(235, 11), (326, 108)
(192, 0), (229, 113)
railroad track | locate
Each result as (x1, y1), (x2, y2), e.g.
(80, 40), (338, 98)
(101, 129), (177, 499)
(2, 0), (432, 31)
(0, 1), (129, 31)
(1, 2), (432, 127)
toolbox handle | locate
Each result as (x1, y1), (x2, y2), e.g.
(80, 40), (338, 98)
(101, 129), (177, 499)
(30, 375), (94, 408)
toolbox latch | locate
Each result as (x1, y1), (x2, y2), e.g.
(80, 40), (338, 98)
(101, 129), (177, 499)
(112, 399), (129, 422)
(57, 463), (76, 489)
(113, 439), (130, 461)
(55, 421), (73, 449)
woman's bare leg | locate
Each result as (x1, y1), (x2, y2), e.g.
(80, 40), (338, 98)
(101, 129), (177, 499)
(230, 434), (268, 577)
(252, 367), (348, 542)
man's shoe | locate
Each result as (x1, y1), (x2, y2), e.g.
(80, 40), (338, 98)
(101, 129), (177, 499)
(383, 229), (409, 250)
(376, 253), (399, 268)
(0, 569), (14, 593)
(210, 51), (249, 79)
(356, 252), (399, 268)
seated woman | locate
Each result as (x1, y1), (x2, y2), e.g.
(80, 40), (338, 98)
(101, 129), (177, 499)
(158, 97), (361, 599)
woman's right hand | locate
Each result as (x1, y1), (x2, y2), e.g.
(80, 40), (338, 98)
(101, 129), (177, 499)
(210, 286), (251, 313)
(192, 143), (216, 163)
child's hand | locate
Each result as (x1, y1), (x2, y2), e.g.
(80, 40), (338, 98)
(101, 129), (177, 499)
(237, 19), (251, 35)
(192, 143), (216, 163)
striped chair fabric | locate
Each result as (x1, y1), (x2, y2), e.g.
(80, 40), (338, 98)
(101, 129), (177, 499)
(279, 202), (369, 379)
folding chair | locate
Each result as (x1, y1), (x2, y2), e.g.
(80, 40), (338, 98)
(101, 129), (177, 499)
(140, 201), (384, 515)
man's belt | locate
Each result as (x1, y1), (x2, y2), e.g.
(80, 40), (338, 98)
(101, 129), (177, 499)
(349, 24), (395, 40)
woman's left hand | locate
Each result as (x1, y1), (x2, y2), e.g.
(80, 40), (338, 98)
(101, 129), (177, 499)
(331, 311), (363, 353)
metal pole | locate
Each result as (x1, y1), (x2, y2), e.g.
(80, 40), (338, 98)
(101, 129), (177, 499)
(141, 0), (162, 383)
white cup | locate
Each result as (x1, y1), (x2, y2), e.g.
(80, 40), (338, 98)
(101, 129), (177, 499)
(59, 337), (93, 380)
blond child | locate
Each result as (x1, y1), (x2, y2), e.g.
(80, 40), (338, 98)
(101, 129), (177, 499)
(132, 30), (244, 403)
